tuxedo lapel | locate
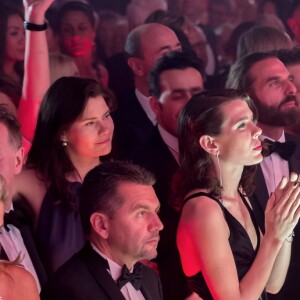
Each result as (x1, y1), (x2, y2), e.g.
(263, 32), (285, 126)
(286, 133), (300, 173)
(80, 244), (125, 300)
(18, 223), (47, 286)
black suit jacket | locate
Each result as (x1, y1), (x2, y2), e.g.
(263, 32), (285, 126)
(41, 243), (163, 300)
(12, 199), (47, 288)
(249, 133), (300, 300)
(112, 89), (155, 159)
(129, 127), (190, 300)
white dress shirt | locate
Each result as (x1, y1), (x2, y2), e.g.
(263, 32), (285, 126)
(260, 132), (290, 196)
(135, 88), (157, 126)
(158, 125), (179, 164)
(0, 205), (40, 291)
(91, 243), (145, 300)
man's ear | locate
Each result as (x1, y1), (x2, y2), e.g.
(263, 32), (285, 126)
(14, 147), (24, 175)
(127, 57), (145, 77)
(90, 212), (110, 239)
(199, 135), (219, 155)
(149, 96), (161, 115)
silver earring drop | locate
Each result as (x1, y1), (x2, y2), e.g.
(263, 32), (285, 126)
(62, 140), (68, 147)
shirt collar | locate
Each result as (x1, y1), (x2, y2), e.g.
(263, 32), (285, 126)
(158, 125), (179, 163)
(91, 243), (131, 281)
(135, 88), (157, 125)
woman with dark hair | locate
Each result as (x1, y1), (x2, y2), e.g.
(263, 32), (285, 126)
(15, 76), (114, 274)
(0, 175), (40, 300)
(57, 1), (109, 87)
(0, 3), (25, 85)
(175, 89), (300, 299)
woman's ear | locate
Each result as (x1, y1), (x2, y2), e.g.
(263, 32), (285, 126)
(199, 135), (218, 155)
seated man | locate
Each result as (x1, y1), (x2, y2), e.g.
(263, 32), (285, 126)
(41, 161), (164, 300)
(0, 106), (46, 290)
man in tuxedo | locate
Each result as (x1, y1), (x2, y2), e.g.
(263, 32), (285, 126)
(226, 51), (300, 300)
(112, 23), (182, 159)
(41, 161), (163, 300)
(0, 106), (46, 290)
(129, 51), (204, 300)
(277, 47), (300, 137)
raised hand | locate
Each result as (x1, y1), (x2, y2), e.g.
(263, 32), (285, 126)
(265, 173), (300, 242)
(23, 0), (54, 22)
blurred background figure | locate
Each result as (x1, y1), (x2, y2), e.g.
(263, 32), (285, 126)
(96, 10), (129, 60)
(126, 0), (168, 30)
(0, 3), (25, 85)
(57, 1), (109, 86)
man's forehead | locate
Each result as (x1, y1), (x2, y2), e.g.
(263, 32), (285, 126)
(250, 58), (289, 79)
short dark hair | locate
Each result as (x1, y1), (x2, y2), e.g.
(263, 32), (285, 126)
(148, 51), (204, 98)
(80, 161), (155, 235)
(277, 47), (300, 66)
(173, 89), (257, 209)
(0, 105), (21, 149)
(226, 51), (278, 92)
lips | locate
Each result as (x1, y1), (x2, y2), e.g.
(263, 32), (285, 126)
(253, 142), (262, 150)
(96, 138), (111, 145)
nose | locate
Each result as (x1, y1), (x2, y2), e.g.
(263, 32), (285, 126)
(97, 122), (110, 135)
(149, 213), (164, 232)
(286, 79), (297, 95)
(252, 123), (262, 139)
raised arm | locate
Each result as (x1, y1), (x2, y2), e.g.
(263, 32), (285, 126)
(18, 0), (54, 142)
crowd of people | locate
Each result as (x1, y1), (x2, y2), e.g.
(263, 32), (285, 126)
(0, 0), (300, 299)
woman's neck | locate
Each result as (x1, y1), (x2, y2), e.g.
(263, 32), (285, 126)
(218, 162), (243, 199)
(3, 61), (20, 83)
(67, 156), (100, 183)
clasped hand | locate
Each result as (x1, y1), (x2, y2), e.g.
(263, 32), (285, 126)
(265, 173), (300, 243)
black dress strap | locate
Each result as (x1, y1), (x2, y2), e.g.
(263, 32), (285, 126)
(183, 192), (222, 207)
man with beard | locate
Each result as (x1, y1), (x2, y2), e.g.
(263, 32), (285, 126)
(226, 51), (300, 300)
(41, 161), (164, 300)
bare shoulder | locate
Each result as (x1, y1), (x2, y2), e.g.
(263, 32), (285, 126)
(14, 168), (47, 221)
(181, 189), (224, 222)
(0, 264), (39, 300)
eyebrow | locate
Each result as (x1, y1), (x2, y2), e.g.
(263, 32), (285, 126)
(131, 203), (160, 212)
(157, 42), (181, 53)
(171, 87), (202, 93)
(265, 75), (280, 83)
(233, 114), (253, 125)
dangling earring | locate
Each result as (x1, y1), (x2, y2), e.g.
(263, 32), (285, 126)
(216, 150), (223, 197)
(61, 140), (68, 147)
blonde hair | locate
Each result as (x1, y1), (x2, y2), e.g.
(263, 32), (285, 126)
(0, 175), (7, 204)
(49, 53), (79, 84)
(0, 174), (21, 265)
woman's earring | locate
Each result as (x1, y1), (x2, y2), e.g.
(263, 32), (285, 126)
(61, 140), (68, 147)
(216, 150), (223, 188)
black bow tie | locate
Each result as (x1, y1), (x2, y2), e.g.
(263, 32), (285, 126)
(263, 138), (296, 161)
(117, 263), (143, 290)
(3, 210), (23, 232)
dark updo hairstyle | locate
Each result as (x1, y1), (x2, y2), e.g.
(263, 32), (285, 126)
(26, 77), (114, 209)
(173, 89), (258, 210)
